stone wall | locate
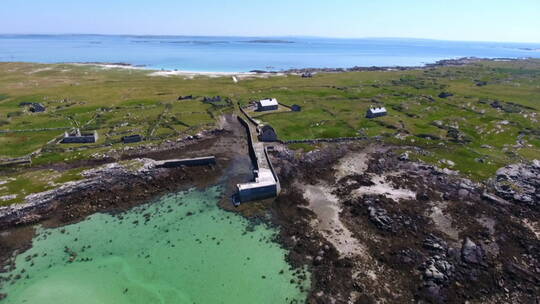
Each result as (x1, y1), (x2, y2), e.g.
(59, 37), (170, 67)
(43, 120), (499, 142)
(282, 136), (368, 144)
(156, 156), (216, 168)
(264, 146), (281, 194)
(237, 115), (259, 170)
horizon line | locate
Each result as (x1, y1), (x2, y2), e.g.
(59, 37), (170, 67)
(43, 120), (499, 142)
(1, 32), (539, 45)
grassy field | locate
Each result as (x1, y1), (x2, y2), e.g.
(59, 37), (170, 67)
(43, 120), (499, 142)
(243, 60), (540, 180)
(0, 60), (539, 204)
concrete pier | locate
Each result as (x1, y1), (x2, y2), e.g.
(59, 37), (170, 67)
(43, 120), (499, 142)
(236, 114), (281, 203)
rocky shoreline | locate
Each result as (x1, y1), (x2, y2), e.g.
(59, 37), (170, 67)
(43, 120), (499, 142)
(0, 116), (253, 278)
(1, 118), (539, 303)
(250, 57), (520, 74)
(266, 143), (539, 303)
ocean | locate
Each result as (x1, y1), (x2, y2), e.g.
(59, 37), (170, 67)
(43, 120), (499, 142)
(0, 187), (309, 304)
(0, 34), (539, 72)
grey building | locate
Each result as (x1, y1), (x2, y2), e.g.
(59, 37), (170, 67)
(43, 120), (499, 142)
(61, 129), (98, 144)
(30, 103), (46, 112)
(20, 102), (45, 112)
(258, 125), (278, 142)
(366, 107), (388, 118)
(122, 134), (142, 144)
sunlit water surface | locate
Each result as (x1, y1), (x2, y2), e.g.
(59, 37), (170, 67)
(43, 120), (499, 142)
(0, 187), (309, 304)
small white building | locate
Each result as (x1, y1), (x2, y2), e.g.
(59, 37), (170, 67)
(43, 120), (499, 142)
(256, 98), (279, 111)
(366, 107), (388, 118)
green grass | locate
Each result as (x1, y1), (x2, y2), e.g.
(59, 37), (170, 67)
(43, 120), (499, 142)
(0, 167), (86, 206)
(0, 59), (539, 202)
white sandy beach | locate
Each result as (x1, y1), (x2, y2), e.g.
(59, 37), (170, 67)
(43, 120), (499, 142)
(72, 62), (285, 78)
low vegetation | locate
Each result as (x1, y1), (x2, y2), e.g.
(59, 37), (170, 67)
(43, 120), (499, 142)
(0, 59), (539, 204)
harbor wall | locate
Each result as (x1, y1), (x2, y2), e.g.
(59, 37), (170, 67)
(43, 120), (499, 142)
(264, 147), (281, 194)
(156, 156), (216, 168)
(237, 115), (259, 170)
(238, 182), (278, 202)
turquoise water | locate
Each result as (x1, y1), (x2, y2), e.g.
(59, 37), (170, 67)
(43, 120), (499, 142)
(0, 187), (309, 304)
(1, 35), (539, 72)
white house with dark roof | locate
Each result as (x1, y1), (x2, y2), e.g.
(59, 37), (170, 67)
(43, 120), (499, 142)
(366, 107), (388, 118)
(256, 98), (279, 111)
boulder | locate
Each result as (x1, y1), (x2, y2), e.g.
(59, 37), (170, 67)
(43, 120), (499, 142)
(461, 238), (485, 265)
(423, 234), (448, 253)
(399, 152), (410, 161)
(422, 255), (454, 283)
(367, 206), (393, 231)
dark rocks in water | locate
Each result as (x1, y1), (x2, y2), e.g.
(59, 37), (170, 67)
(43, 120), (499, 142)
(493, 160), (540, 205)
(460, 238), (485, 265)
(438, 92), (454, 98)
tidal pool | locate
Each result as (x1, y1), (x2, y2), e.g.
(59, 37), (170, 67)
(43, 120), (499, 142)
(0, 187), (309, 304)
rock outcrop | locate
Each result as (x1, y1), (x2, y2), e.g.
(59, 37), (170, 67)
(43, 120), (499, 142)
(493, 160), (540, 205)
(0, 159), (159, 228)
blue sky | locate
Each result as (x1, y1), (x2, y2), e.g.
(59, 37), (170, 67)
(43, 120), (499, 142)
(1, 0), (539, 43)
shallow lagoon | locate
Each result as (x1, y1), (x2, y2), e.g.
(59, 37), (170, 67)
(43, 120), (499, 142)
(0, 187), (309, 304)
